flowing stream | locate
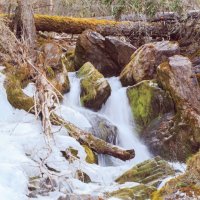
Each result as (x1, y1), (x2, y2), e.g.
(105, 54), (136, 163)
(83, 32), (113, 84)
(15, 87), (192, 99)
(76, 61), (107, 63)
(62, 73), (151, 166)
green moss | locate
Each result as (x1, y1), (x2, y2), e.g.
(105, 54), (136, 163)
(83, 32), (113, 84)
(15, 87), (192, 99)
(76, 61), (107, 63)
(5, 74), (34, 112)
(46, 66), (55, 79)
(62, 49), (76, 72)
(77, 62), (107, 108)
(127, 80), (156, 129)
(108, 184), (156, 200)
(116, 156), (175, 186)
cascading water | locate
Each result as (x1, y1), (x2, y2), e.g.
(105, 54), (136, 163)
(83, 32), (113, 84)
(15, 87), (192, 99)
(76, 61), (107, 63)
(100, 77), (151, 165)
(62, 72), (151, 167)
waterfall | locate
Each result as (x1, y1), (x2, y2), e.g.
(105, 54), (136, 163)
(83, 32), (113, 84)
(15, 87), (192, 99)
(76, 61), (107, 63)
(100, 77), (151, 165)
(62, 72), (151, 166)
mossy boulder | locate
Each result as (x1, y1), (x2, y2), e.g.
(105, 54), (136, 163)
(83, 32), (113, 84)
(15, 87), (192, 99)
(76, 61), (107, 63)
(4, 63), (34, 112)
(108, 184), (156, 200)
(116, 156), (175, 188)
(74, 30), (136, 77)
(5, 74), (34, 112)
(77, 62), (111, 111)
(127, 80), (174, 131)
(82, 145), (97, 164)
(152, 151), (200, 200)
(120, 41), (180, 86)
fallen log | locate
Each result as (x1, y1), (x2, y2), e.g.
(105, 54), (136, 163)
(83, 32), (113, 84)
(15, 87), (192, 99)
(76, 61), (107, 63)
(2, 12), (200, 49)
(33, 14), (200, 49)
(50, 113), (135, 161)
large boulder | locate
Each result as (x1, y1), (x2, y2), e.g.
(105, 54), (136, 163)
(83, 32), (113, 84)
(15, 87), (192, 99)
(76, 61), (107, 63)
(127, 80), (174, 131)
(148, 55), (200, 161)
(120, 41), (180, 86)
(116, 156), (175, 187)
(77, 62), (111, 111)
(74, 30), (136, 77)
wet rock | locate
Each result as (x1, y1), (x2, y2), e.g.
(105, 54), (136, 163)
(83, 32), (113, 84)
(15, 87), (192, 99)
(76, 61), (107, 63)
(120, 41), (180, 86)
(86, 113), (118, 144)
(77, 62), (111, 111)
(152, 151), (200, 200)
(74, 30), (136, 77)
(108, 184), (156, 200)
(116, 156), (175, 187)
(75, 170), (91, 183)
(127, 80), (174, 131)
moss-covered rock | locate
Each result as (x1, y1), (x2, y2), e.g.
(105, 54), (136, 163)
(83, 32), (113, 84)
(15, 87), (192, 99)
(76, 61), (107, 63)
(127, 80), (174, 131)
(4, 63), (34, 112)
(5, 74), (34, 112)
(77, 62), (111, 111)
(108, 184), (156, 200)
(82, 145), (97, 164)
(120, 41), (180, 86)
(116, 156), (175, 187)
(152, 151), (200, 200)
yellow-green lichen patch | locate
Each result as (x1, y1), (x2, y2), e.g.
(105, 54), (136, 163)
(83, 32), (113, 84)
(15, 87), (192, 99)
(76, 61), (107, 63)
(4, 74), (34, 112)
(62, 49), (76, 72)
(77, 62), (111, 110)
(3, 63), (34, 112)
(116, 156), (175, 186)
(82, 145), (97, 164)
(127, 80), (174, 130)
(108, 184), (156, 200)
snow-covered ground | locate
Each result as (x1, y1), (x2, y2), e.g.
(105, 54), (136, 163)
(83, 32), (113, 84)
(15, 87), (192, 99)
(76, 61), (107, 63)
(0, 70), (186, 200)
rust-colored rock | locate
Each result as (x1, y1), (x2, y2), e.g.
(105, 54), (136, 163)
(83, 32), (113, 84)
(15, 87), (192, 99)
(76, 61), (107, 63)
(120, 41), (180, 86)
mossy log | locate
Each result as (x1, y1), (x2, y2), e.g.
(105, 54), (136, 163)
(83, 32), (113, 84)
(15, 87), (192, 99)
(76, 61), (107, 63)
(50, 113), (135, 161)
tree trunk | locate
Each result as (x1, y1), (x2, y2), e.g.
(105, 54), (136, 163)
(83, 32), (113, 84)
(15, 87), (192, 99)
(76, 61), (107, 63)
(32, 14), (200, 48)
(12, 0), (37, 52)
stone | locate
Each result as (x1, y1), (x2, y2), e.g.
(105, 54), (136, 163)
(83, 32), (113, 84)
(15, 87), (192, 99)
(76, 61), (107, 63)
(75, 170), (91, 183)
(77, 62), (111, 111)
(74, 30), (136, 77)
(40, 42), (70, 94)
(127, 80), (174, 131)
(108, 184), (156, 200)
(120, 41), (180, 86)
(149, 55), (200, 161)
(116, 156), (175, 187)
(152, 151), (200, 200)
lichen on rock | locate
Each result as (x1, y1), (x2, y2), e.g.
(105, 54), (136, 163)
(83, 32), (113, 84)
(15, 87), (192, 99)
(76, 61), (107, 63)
(77, 62), (111, 111)
(127, 80), (174, 131)
(120, 41), (180, 86)
(116, 156), (175, 187)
